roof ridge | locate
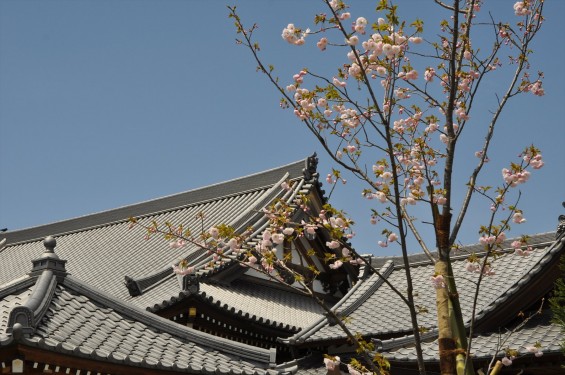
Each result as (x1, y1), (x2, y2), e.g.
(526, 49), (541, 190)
(336, 260), (394, 316)
(2, 158), (310, 246)
(281, 261), (395, 345)
(6, 270), (58, 339)
(370, 232), (557, 269)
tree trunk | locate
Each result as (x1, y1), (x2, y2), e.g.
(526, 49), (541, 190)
(435, 259), (456, 375)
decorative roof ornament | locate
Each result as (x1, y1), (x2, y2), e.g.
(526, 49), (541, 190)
(557, 202), (565, 239)
(178, 274), (200, 294)
(303, 153), (319, 181)
(29, 236), (67, 280)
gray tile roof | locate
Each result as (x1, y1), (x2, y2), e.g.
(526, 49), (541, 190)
(0, 266), (292, 374)
(195, 279), (324, 331)
(141, 275), (325, 331)
(383, 310), (562, 362)
(289, 232), (562, 344)
(0, 158), (324, 330)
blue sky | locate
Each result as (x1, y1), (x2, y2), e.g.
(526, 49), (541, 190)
(1, 0), (563, 255)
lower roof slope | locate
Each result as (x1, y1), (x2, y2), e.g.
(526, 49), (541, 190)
(0, 243), (293, 374)
(289, 232), (561, 344)
(148, 278), (325, 331)
(384, 310), (562, 362)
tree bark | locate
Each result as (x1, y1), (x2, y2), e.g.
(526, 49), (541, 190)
(435, 259), (456, 375)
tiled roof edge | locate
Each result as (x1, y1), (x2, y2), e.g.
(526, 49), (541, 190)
(2, 158), (309, 246)
(63, 275), (277, 366)
(0, 275), (36, 299)
(371, 232), (557, 270)
(194, 284), (301, 332)
(473, 235), (565, 322)
(375, 329), (439, 352)
(338, 260), (395, 317)
(281, 261), (395, 345)
(6, 270), (58, 337)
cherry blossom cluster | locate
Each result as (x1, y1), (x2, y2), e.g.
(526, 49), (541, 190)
(465, 261), (495, 276)
(378, 231), (398, 248)
(511, 235), (533, 256)
(513, 1), (532, 17)
(502, 147), (544, 188)
(281, 23), (309, 45)
(479, 231), (507, 246)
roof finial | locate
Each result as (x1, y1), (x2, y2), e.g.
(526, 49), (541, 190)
(303, 153), (319, 181)
(43, 236), (56, 253)
(29, 235), (67, 279)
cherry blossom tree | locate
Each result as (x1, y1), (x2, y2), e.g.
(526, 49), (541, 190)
(225, 1), (547, 374)
(130, 1), (548, 374)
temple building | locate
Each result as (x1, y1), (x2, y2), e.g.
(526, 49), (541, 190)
(0, 155), (563, 374)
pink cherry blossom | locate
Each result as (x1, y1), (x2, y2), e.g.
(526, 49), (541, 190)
(424, 68), (435, 82)
(515, 247), (532, 256)
(333, 77), (347, 87)
(354, 17), (367, 34)
(209, 227), (220, 239)
(172, 263), (194, 275)
(323, 356), (340, 371)
(228, 238), (239, 251)
(346, 35), (359, 46)
(281, 24), (309, 45)
(388, 232), (398, 242)
(350, 258), (364, 265)
(326, 240), (341, 249)
(329, 260), (343, 269)
(514, 1), (532, 16)
(479, 235), (496, 245)
(374, 191), (387, 203)
(169, 238), (186, 249)
(513, 212), (526, 224)
(282, 227), (295, 236)
(525, 345), (543, 357)
(317, 37), (328, 51)
(431, 274), (445, 289)
(501, 357), (513, 366)
(466, 262), (479, 273)
(404, 70), (418, 80)
(272, 233), (285, 245)
(381, 171), (392, 181)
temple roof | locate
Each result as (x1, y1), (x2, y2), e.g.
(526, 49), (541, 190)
(382, 310), (562, 363)
(287, 232), (563, 345)
(0, 238), (295, 374)
(0, 156), (325, 330)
